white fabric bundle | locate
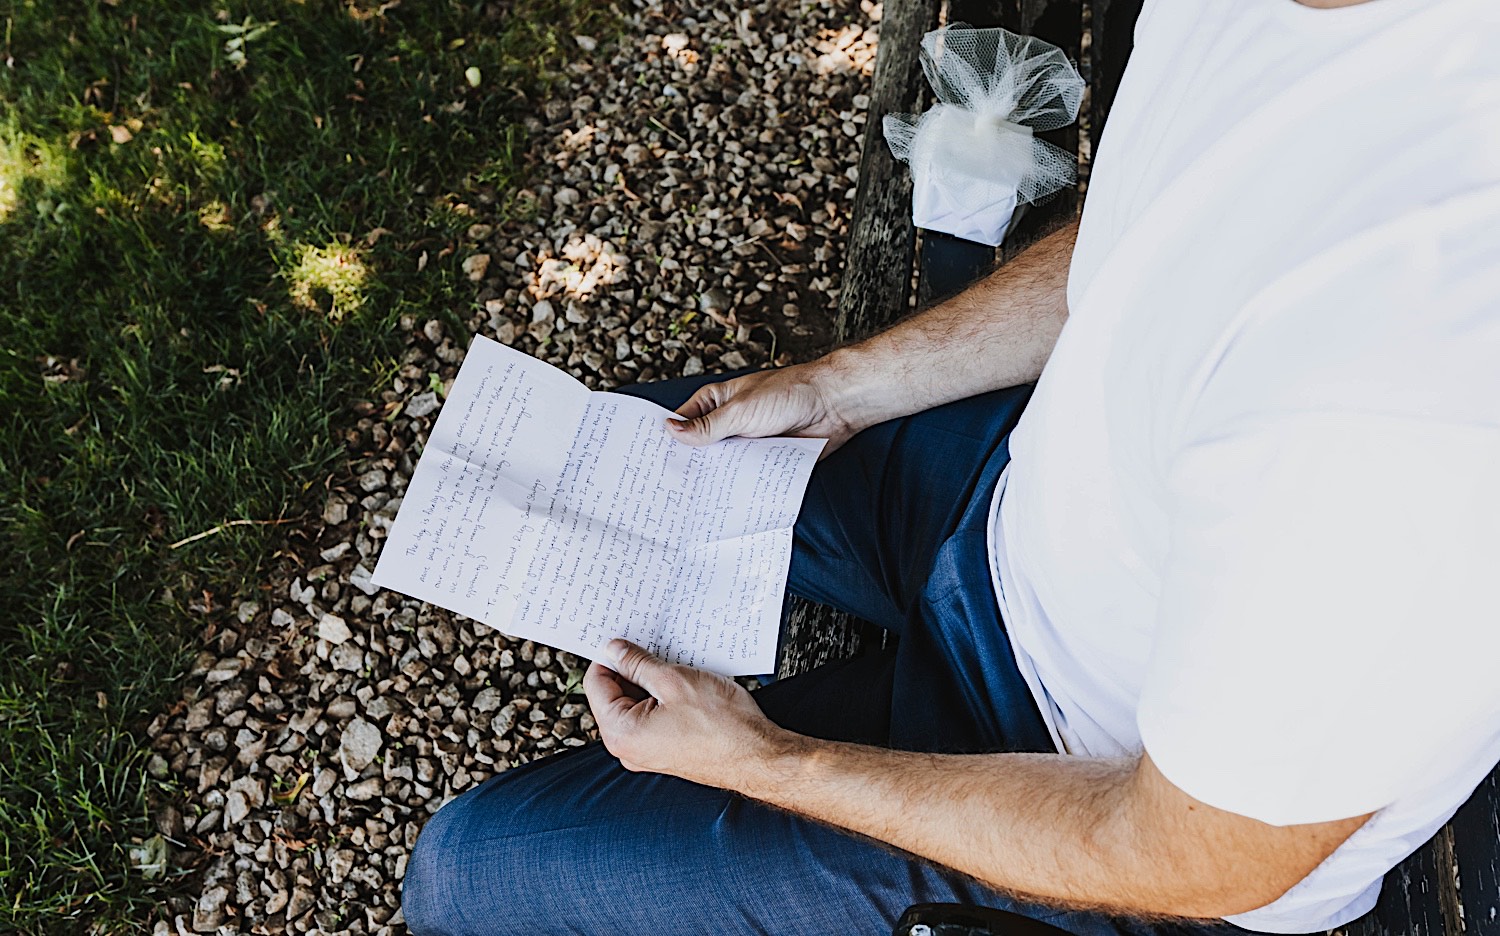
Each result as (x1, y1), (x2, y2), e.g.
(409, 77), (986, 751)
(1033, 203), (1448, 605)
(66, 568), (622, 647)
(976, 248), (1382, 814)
(885, 25), (1085, 246)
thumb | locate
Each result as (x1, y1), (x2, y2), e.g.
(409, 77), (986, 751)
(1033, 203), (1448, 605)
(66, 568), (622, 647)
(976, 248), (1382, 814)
(604, 639), (679, 699)
(668, 405), (735, 445)
(668, 382), (742, 445)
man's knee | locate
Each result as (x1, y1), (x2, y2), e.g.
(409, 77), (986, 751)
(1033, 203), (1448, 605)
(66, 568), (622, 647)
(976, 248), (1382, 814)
(401, 747), (657, 933)
(401, 794), (476, 936)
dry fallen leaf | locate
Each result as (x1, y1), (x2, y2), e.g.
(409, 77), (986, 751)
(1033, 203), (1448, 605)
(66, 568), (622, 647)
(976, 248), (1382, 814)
(271, 771), (311, 805)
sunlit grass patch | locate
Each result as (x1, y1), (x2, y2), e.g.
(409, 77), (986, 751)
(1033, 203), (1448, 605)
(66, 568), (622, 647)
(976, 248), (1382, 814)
(287, 241), (371, 321)
(0, 0), (619, 931)
(0, 130), (71, 223)
(0, 142), (17, 220)
(195, 199), (233, 233)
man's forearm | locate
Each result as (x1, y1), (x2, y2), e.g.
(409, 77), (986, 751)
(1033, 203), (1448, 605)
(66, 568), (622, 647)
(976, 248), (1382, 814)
(589, 642), (1368, 923)
(820, 220), (1077, 430)
(737, 735), (1334, 920)
(740, 738), (1162, 916)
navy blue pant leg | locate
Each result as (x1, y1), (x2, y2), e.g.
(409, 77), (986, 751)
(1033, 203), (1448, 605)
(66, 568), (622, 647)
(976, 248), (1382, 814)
(400, 373), (1229, 936)
(615, 372), (1051, 755)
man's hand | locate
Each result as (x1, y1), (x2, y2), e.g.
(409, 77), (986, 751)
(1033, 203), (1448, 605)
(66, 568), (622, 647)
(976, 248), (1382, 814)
(583, 639), (789, 786)
(667, 362), (862, 455)
(666, 220), (1079, 453)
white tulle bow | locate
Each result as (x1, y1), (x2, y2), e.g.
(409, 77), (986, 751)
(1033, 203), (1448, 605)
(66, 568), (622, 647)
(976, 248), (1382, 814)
(885, 24), (1084, 246)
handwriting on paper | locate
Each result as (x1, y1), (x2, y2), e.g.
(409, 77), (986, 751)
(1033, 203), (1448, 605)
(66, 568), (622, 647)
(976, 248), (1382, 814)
(372, 336), (823, 675)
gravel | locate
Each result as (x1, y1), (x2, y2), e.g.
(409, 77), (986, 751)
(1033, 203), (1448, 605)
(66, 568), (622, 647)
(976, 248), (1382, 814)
(146, 0), (878, 932)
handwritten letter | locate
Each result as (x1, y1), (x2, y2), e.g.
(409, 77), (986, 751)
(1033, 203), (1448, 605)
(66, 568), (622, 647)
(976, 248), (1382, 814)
(372, 336), (824, 675)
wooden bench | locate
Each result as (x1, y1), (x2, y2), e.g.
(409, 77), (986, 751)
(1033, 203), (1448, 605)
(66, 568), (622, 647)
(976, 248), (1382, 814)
(777, 1), (1500, 933)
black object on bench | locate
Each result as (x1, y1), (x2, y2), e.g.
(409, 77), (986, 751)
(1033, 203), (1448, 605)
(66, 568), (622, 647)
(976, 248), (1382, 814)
(893, 903), (1078, 936)
(777, 1), (1500, 933)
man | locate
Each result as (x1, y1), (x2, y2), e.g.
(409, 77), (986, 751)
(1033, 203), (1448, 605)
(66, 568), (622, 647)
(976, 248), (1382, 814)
(402, 0), (1500, 932)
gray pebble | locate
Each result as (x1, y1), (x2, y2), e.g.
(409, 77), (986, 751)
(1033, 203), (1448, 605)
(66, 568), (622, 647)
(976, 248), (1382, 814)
(339, 718), (384, 775)
(405, 391), (440, 419)
(318, 613), (353, 645)
(358, 468), (388, 493)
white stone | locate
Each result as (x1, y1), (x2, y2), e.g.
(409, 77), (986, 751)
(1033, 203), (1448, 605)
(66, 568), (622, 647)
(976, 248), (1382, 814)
(229, 775), (266, 809)
(313, 768), (338, 797)
(472, 687), (504, 713)
(319, 542), (351, 563)
(223, 791), (249, 826)
(204, 659), (241, 685)
(329, 643), (363, 673)
(349, 563), (379, 596)
(328, 848), (356, 884)
(462, 253), (490, 281)
(339, 718), (384, 777)
(358, 468), (388, 492)
(318, 613), (352, 644)
(406, 390), (440, 419)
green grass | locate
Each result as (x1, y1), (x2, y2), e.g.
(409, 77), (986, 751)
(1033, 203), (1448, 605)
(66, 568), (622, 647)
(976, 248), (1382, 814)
(0, 1), (612, 931)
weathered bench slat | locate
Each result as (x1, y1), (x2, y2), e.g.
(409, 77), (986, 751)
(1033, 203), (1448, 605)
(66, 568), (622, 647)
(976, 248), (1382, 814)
(1454, 769), (1500, 935)
(781, 0), (1092, 669)
(918, 231), (994, 305)
(777, 0), (943, 680)
(916, 0), (1004, 306)
(833, 0), (944, 344)
(1339, 829), (1453, 936)
(1087, 0), (1143, 143)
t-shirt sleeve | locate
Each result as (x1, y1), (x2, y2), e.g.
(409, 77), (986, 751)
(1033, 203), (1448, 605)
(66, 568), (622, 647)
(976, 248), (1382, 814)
(1136, 414), (1500, 826)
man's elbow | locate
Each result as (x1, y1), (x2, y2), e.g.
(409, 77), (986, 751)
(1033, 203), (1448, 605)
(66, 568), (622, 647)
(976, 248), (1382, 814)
(1154, 873), (1303, 920)
(1128, 755), (1371, 920)
(1146, 812), (1373, 919)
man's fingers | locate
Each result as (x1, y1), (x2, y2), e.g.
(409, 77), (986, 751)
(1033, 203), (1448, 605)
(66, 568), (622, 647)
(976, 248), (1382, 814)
(583, 661), (627, 710)
(668, 407), (730, 445)
(670, 382), (749, 445)
(583, 661), (654, 733)
(605, 638), (679, 699)
(673, 383), (723, 421)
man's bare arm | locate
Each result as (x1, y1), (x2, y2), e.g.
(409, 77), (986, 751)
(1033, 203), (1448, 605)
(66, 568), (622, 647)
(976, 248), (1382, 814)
(586, 639), (1370, 920)
(742, 739), (1368, 919)
(824, 219), (1077, 430)
(667, 221), (1077, 451)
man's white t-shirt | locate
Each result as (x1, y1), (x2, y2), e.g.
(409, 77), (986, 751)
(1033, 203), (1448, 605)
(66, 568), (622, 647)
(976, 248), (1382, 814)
(988, 0), (1500, 931)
